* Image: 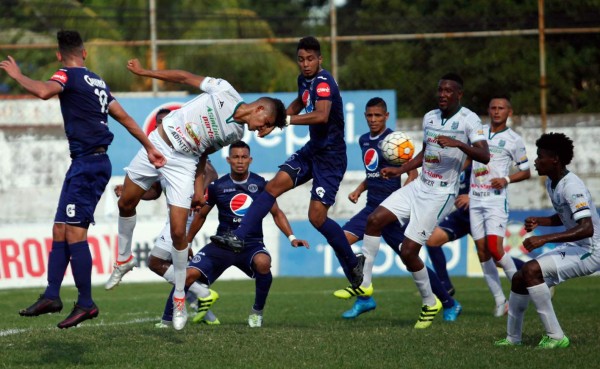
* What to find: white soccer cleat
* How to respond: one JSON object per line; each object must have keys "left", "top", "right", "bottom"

{"left": 104, "top": 257, "right": 136, "bottom": 290}
{"left": 172, "top": 297, "right": 188, "bottom": 331}
{"left": 248, "top": 312, "right": 263, "bottom": 328}
{"left": 493, "top": 300, "right": 509, "bottom": 317}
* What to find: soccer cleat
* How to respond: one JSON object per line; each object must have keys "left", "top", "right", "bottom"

{"left": 198, "top": 310, "right": 221, "bottom": 325}
{"left": 341, "top": 297, "right": 376, "bottom": 319}
{"left": 494, "top": 338, "right": 523, "bottom": 347}
{"left": 248, "top": 312, "right": 263, "bottom": 328}
{"left": 414, "top": 297, "right": 442, "bottom": 329}
{"left": 172, "top": 297, "right": 188, "bottom": 331}
{"left": 155, "top": 320, "right": 173, "bottom": 329}
{"left": 333, "top": 284, "right": 374, "bottom": 299}
{"left": 493, "top": 300, "right": 509, "bottom": 317}
{"left": 57, "top": 303, "right": 99, "bottom": 329}
{"left": 19, "top": 295, "right": 63, "bottom": 317}
{"left": 348, "top": 254, "right": 366, "bottom": 289}
{"left": 104, "top": 256, "right": 136, "bottom": 290}
{"left": 443, "top": 300, "right": 462, "bottom": 322}
{"left": 537, "top": 335, "right": 570, "bottom": 349}
{"left": 210, "top": 231, "right": 244, "bottom": 252}
{"left": 192, "top": 289, "right": 220, "bottom": 324}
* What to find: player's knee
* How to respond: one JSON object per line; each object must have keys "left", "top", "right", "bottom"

{"left": 147, "top": 256, "right": 166, "bottom": 276}
{"left": 117, "top": 196, "right": 137, "bottom": 214}
{"left": 253, "top": 254, "right": 271, "bottom": 274}
{"left": 521, "top": 260, "right": 543, "bottom": 285}
{"left": 52, "top": 223, "right": 66, "bottom": 240}
{"left": 185, "top": 268, "right": 201, "bottom": 286}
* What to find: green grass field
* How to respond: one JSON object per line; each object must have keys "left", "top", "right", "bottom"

{"left": 1, "top": 276, "right": 599, "bottom": 369}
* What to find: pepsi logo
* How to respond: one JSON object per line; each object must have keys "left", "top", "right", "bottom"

{"left": 230, "top": 193, "right": 253, "bottom": 216}
{"left": 363, "top": 148, "right": 379, "bottom": 171}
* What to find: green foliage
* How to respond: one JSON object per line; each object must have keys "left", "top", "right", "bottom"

{"left": 1, "top": 276, "right": 600, "bottom": 368}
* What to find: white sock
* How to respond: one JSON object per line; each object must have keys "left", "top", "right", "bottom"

{"left": 481, "top": 258, "right": 506, "bottom": 305}
{"left": 360, "top": 235, "right": 381, "bottom": 288}
{"left": 506, "top": 291, "right": 530, "bottom": 343}
{"left": 527, "top": 283, "right": 564, "bottom": 339}
{"left": 498, "top": 253, "right": 518, "bottom": 280}
{"left": 412, "top": 266, "right": 436, "bottom": 306}
{"left": 117, "top": 215, "right": 136, "bottom": 262}
{"left": 163, "top": 265, "right": 174, "bottom": 284}
{"left": 171, "top": 246, "right": 188, "bottom": 299}
{"left": 188, "top": 282, "right": 210, "bottom": 298}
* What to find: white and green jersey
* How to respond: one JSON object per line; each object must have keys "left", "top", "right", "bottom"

{"left": 547, "top": 172, "right": 600, "bottom": 251}
{"left": 163, "top": 77, "right": 245, "bottom": 156}
{"left": 420, "top": 106, "right": 486, "bottom": 195}
{"left": 470, "top": 125, "right": 529, "bottom": 202}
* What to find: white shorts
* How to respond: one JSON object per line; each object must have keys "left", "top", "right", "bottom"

{"left": 537, "top": 244, "right": 600, "bottom": 287}
{"left": 469, "top": 199, "right": 509, "bottom": 240}
{"left": 125, "top": 130, "right": 198, "bottom": 209}
{"left": 150, "top": 212, "right": 195, "bottom": 261}
{"left": 380, "top": 180, "right": 455, "bottom": 245}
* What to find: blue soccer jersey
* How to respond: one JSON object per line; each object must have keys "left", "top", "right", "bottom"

{"left": 206, "top": 172, "right": 267, "bottom": 242}
{"left": 360, "top": 128, "right": 403, "bottom": 206}
{"left": 49, "top": 67, "right": 115, "bottom": 158}
{"left": 296, "top": 69, "right": 345, "bottom": 154}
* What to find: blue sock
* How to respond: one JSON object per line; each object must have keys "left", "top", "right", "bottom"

{"left": 234, "top": 192, "right": 276, "bottom": 240}
{"left": 253, "top": 271, "right": 272, "bottom": 311}
{"left": 427, "top": 266, "right": 454, "bottom": 309}
{"left": 317, "top": 218, "right": 357, "bottom": 279}
{"left": 44, "top": 240, "right": 70, "bottom": 300}
{"left": 426, "top": 245, "right": 454, "bottom": 292}
{"left": 69, "top": 241, "right": 93, "bottom": 308}
{"left": 512, "top": 257, "right": 525, "bottom": 270}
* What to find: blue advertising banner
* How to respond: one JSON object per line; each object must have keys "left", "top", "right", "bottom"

{"left": 108, "top": 90, "right": 396, "bottom": 175}
{"left": 278, "top": 209, "right": 571, "bottom": 278}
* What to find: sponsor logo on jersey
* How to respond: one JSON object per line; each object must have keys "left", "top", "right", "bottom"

{"left": 363, "top": 148, "right": 379, "bottom": 172}
{"left": 50, "top": 70, "right": 68, "bottom": 84}
{"left": 202, "top": 115, "right": 215, "bottom": 139}
{"left": 185, "top": 123, "right": 201, "bottom": 146}
{"left": 230, "top": 193, "right": 253, "bottom": 217}
{"left": 170, "top": 125, "right": 192, "bottom": 154}
{"left": 473, "top": 166, "right": 489, "bottom": 183}
{"left": 316, "top": 82, "right": 331, "bottom": 97}
{"left": 84, "top": 75, "right": 106, "bottom": 88}
{"left": 302, "top": 89, "right": 313, "bottom": 113}
{"left": 423, "top": 169, "right": 442, "bottom": 179}
{"left": 424, "top": 153, "right": 440, "bottom": 164}
{"left": 207, "top": 107, "right": 220, "bottom": 138}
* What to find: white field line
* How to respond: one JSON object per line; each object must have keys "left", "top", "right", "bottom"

{"left": 0, "top": 316, "right": 157, "bottom": 337}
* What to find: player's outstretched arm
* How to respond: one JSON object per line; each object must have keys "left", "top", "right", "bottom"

{"left": 187, "top": 204, "right": 213, "bottom": 245}
{"left": 286, "top": 99, "right": 331, "bottom": 126}
{"left": 126, "top": 58, "right": 205, "bottom": 88}
{"left": 270, "top": 201, "right": 309, "bottom": 248}
{"left": 491, "top": 168, "right": 531, "bottom": 189}
{"left": 108, "top": 100, "right": 166, "bottom": 168}
{"left": 0, "top": 56, "right": 62, "bottom": 100}
{"left": 524, "top": 217, "right": 593, "bottom": 252}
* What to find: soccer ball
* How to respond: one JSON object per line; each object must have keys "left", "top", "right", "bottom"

{"left": 379, "top": 131, "right": 415, "bottom": 165}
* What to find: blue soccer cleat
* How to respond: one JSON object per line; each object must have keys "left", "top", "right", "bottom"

{"left": 443, "top": 300, "right": 462, "bottom": 322}
{"left": 342, "top": 297, "right": 376, "bottom": 319}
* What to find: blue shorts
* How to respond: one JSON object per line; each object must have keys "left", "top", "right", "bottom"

{"left": 279, "top": 148, "right": 346, "bottom": 206}
{"left": 437, "top": 207, "right": 471, "bottom": 241}
{"left": 54, "top": 153, "right": 111, "bottom": 228}
{"left": 188, "top": 241, "right": 270, "bottom": 285}
{"left": 343, "top": 205, "right": 406, "bottom": 255}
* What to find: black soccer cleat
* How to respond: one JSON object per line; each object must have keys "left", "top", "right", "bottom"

{"left": 349, "top": 254, "right": 366, "bottom": 289}
{"left": 57, "top": 303, "right": 99, "bottom": 329}
{"left": 210, "top": 231, "right": 245, "bottom": 253}
{"left": 19, "top": 295, "right": 63, "bottom": 317}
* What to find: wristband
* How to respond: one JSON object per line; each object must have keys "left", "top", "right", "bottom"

{"left": 504, "top": 176, "right": 511, "bottom": 185}
{"left": 285, "top": 115, "right": 291, "bottom": 127}
{"left": 288, "top": 234, "right": 297, "bottom": 242}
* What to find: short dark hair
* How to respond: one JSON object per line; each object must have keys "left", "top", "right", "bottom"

{"left": 297, "top": 36, "right": 321, "bottom": 55}
{"left": 156, "top": 108, "right": 171, "bottom": 117}
{"left": 536, "top": 132, "right": 574, "bottom": 166}
{"left": 57, "top": 30, "right": 84, "bottom": 56}
{"left": 258, "top": 97, "right": 287, "bottom": 129}
{"left": 440, "top": 73, "right": 463, "bottom": 89}
{"left": 229, "top": 140, "right": 250, "bottom": 154}
{"left": 366, "top": 97, "right": 387, "bottom": 111}
{"left": 489, "top": 94, "right": 512, "bottom": 108}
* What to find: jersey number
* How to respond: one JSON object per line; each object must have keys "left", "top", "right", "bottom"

{"left": 95, "top": 88, "right": 109, "bottom": 113}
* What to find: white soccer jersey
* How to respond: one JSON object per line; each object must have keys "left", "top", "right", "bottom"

{"left": 546, "top": 172, "right": 600, "bottom": 251}
{"left": 162, "top": 77, "right": 245, "bottom": 156}
{"left": 470, "top": 126, "right": 529, "bottom": 201}
{"left": 420, "top": 107, "right": 486, "bottom": 195}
